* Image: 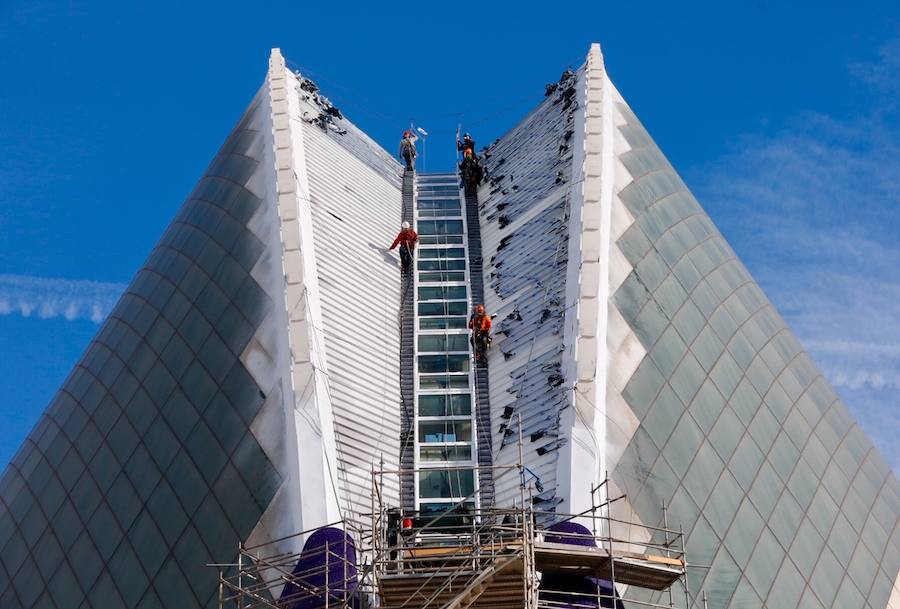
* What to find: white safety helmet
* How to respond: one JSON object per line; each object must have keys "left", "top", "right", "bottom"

{"left": 401, "top": 221, "right": 411, "bottom": 229}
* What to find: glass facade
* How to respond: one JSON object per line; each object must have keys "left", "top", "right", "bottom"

{"left": 0, "top": 96, "right": 282, "bottom": 608}
{"left": 611, "top": 102, "right": 899, "bottom": 608}
{"left": 414, "top": 175, "right": 480, "bottom": 508}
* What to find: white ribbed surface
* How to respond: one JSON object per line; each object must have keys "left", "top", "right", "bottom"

{"left": 294, "top": 84, "right": 404, "bottom": 523}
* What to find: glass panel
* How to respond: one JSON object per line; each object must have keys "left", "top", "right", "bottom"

{"left": 418, "top": 469, "right": 475, "bottom": 498}
{"left": 704, "top": 547, "right": 741, "bottom": 607}
{"left": 414, "top": 502, "right": 476, "bottom": 532}
{"left": 419, "top": 271, "right": 466, "bottom": 282}
{"left": 767, "top": 559, "right": 804, "bottom": 608}
{"left": 418, "top": 374, "right": 470, "bottom": 390}
{"left": 417, "top": 186, "right": 458, "bottom": 194}
{"left": 419, "top": 421, "right": 472, "bottom": 443}
{"left": 418, "top": 334, "right": 470, "bottom": 353}
{"left": 723, "top": 499, "right": 764, "bottom": 566}
{"left": 418, "top": 335, "right": 445, "bottom": 353}
{"left": 419, "top": 248, "right": 466, "bottom": 260}
{"left": 416, "top": 197, "right": 459, "bottom": 209}
{"left": 418, "top": 259, "right": 466, "bottom": 271}
{"left": 745, "top": 527, "right": 784, "bottom": 597}
{"left": 419, "top": 236, "right": 464, "bottom": 246}
{"left": 418, "top": 210, "right": 461, "bottom": 218}
{"left": 417, "top": 501, "right": 476, "bottom": 527}
{"left": 420, "top": 446, "right": 472, "bottom": 461}
{"left": 810, "top": 546, "right": 842, "bottom": 607}
{"left": 419, "top": 394, "right": 472, "bottom": 416}
{"left": 418, "top": 302, "right": 468, "bottom": 317}
{"left": 419, "top": 286, "right": 467, "bottom": 300}
{"left": 418, "top": 220, "right": 464, "bottom": 236}
{"left": 622, "top": 357, "right": 665, "bottom": 419}
{"left": 417, "top": 203, "right": 461, "bottom": 217}
{"left": 419, "top": 317, "right": 467, "bottom": 330}
{"left": 418, "top": 354, "right": 470, "bottom": 373}
{"left": 418, "top": 199, "right": 460, "bottom": 210}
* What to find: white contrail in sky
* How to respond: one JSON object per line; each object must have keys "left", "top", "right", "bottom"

{"left": 0, "top": 274, "right": 126, "bottom": 323}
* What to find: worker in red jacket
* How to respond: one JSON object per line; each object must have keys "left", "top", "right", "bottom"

{"left": 469, "top": 304, "right": 492, "bottom": 365}
{"left": 390, "top": 221, "right": 418, "bottom": 271}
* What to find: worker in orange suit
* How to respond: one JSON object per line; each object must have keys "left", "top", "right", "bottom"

{"left": 469, "top": 304, "right": 492, "bottom": 365}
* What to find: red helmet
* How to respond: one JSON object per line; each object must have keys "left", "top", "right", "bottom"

{"left": 403, "top": 130, "right": 411, "bottom": 137}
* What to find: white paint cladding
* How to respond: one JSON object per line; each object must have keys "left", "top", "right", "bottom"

{"left": 557, "top": 44, "right": 608, "bottom": 516}
{"left": 246, "top": 51, "right": 343, "bottom": 562}
{"left": 477, "top": 65, "right": 583, "bottom": 512}
{"left": 592, "top": 58, "right": 655, "bottom": 562}
{"left": 603, "top": 79, "right": 645, "bottom": 488}
{"left": 287, "top": 68, "right": 404, "bottom": 525}
{"left": 246, "top": 51, "right": 404, "bottom": 549}
{"left": 223, "top": 83, "right": 305, "bottom": 554}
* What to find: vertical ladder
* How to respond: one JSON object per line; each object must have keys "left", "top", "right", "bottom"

{"left": 399, "top": 169, "right": 416, "bottom": 511}
{"left": 464, "top": 183, "right": 494, "bottom": 509}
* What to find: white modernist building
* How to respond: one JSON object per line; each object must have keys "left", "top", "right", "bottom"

{"left": 0, "top": 46, "right": 897, "bottom": 609}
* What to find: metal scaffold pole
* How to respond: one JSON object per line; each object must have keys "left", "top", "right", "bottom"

{"left": 237, "top": 545, "right": 243, "bottom": 609}
{"left": 663, "top": 500, "right": 675, "bottom": 609}
{"left": 208, "top": 455, "right": 690, "bottom": 609}
{"left": 682, "top": 523, "right": 691, "bottom": 609}
{"left": 605, "top": 470, "right": 617, "bottom": 609}
{"left": 371, "top": 464, "right": 379, "bottom": 607}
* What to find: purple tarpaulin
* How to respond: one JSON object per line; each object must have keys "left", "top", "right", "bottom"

{"left": 540, "top": 522, "right": 622, "bottom": 609}
{"left": 279, "top": 527, "right": 359, "bottom": 609}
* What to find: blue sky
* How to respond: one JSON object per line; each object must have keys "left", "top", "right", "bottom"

{"left": 1, "top": 1, "right": 898, "bottom": 469}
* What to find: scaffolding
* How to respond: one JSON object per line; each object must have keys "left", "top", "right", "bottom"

{"left": 212, "top": 437, "right": 694, "bottom": 609}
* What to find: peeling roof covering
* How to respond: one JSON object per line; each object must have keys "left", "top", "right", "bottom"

{"left": 477, "top": 67, "right": 582, "bottom": 510}
{"left": 293, "top": 73, "right": 403, "bottom": 189}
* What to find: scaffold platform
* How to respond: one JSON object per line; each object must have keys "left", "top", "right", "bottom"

{"left": 211, "top": 461, "right": 693, "bottom": 609}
